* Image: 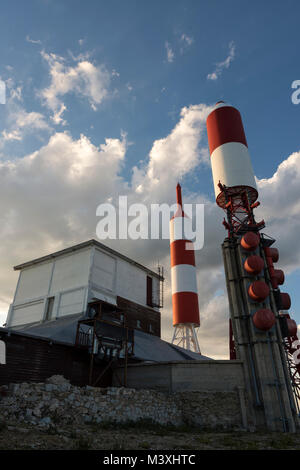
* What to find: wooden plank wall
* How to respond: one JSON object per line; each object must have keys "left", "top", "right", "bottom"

{"left": 0, "top": 332, "right": 111, "bottom": 387}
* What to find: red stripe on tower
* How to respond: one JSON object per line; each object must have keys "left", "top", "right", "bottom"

{"left": 207, "top": 104, "right": 248, "bottom": 154}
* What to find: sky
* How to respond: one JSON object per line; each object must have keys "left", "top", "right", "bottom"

{"left": 0, "top": 0, "right": 300, "bottom": 359}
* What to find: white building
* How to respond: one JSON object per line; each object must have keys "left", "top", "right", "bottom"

{"left": 6, "top": 240, "right": 162, "bottom": 334}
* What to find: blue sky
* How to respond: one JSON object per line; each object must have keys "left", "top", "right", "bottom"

{"left": 0, "top": 0, "right": 299, "bottom": 357}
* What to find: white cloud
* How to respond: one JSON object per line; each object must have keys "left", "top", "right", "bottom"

{"left": 180, "top": 33, "right": 193, "bottom": 46}
{"left": 39, "top": 51, "right": 111, "bottom": 124}
{"left": 26, "top": 35, "right": 42, "bottom": 45}
{"left": 165, "top": 34, "right": 193, "bottom": 61}
{"left": 9, "top": 86, "right": 22, "bottom": 102}
{"left": 1, "top": 130, "right": 22, "bottom": 142}
{"left": 14, "top": 110, "right": 50, "bottom": 131}
{"left": 165, "top": 42, "right": 175, "bottom": 63}
{"left": 131, "top": 103, "right": 213, "bottom": 203}
{"left": 179, "top": 33, "right": 194, "bottom": 54}
{"left": 207, "top": 41, "right": 236, "bottom": 80}
{"left": 0, "top": 86, "right": 51, "bottom": 146}
{"left": 51, "top": 103, "right": 67, "bottom": 126}
{"left": 256, "top": 151, "right": 300, "bottom": 273}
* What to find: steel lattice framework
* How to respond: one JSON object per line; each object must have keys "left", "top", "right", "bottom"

{"left": 219, "top": 183, "right": 265, "bottom": 237}
{"left": 283, "top": 333, "right": 300, "bottom": 414}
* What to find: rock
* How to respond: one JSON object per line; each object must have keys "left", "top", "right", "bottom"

{"left": 40, "top": 417, "right": 52, "bottom": 425}
{"left": 46, "top": 375, "right": 70, "bottom": 385}
{"left": 0, "top": 385, "right": 9, "bottom": 397}
{"left": 33, "top": 407, "right": 42, "bottom": 417}
{"left": 18, "top": 427, "right": 30, "bottom": 434}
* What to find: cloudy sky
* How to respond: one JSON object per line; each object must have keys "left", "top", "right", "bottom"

{"left": 0, "top": 0, "right": 300, "bottom": 359}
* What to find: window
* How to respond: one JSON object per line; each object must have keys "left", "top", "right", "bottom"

{"left": 45, "top": 297, "right": 55, "bottom": 321}
{"left": 146, "top": 276, "right": 153, "bottom": 307}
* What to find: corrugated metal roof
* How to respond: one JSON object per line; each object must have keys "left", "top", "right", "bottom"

{"left": 6, "top": 315, "right": 211, "bottom": 362}
{"left": 6, "top": 314, "right": 83, "bottom": 345}
{"left": 13, "top": 239, "right": 162, "bottom": 279}
{"left": 133, "top": 330, "right": 211, "bottom": 361}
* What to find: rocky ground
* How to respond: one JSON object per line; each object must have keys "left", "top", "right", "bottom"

{"left": 0, "top": 419, "right": 299, "bottom": 450}
{"left": 1, "top": 376, "right": 299, "bottom": 450}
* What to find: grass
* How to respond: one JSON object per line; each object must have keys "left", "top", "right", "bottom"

{"left": 269, "top": 435, "right": 294, "bottom": 449}
{"left": 138, "top": 441, "right": 151, "bottom": 449}
{"left": 73, "top": 436, "right": 93, "bottom": 450}
{"left": 0, "top": 421, "right": 7, "bottom": 432}
{"left": 112, "top": 437, "right": 126, "bottom": 450}
{"left": 87, "top": 418, "right": 202, "bottom": 434}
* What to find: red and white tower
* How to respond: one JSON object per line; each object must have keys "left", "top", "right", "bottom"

{"left": 206, "top": 101, "right": 300, "bottom": 432}
{"left": 170, "top": 183, "right": 201, "bottom": 353}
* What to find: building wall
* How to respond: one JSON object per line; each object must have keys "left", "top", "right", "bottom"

{"left": 117, "top": 296, "right": 161, "bottom": 337}
{"left": 8, "top": 300, "right": 45, "bottom": 327}
{"left": 6, "top": 244, "right": 161, "bottom": 329}
{"left": 0, "top": 331, "right": 111, "bottom": 387}
{"left": 49, "top": 249, "right": 91, "bottom": 294}
{"left": 7, "top": 248, "right": 91, "bottom": 328}
{"left": 15, "top": 262, "right": 53, "bottom": 303}
{"left": 89, "top": 247, "right": 160, "bottom": 310}
{"left": 115, "top": 257, "right": 160, "bottom": 309}
{"left": 113, "top": 360, "right": 245, "bottom": 393}
{"left": 89, "top": 248, "right": 117, "bottom": 305}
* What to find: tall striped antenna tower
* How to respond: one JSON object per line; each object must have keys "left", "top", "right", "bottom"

{"left": 169, "top": 183, "right": 201, "bottom": 353}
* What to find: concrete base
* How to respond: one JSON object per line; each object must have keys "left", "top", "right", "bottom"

{"left": 113, "top": 359, "right": 249, "bottom": 430}
{"left": 113, "top": 360, "right": 245, "bottom": 393}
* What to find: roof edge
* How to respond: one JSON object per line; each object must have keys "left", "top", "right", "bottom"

{"left": 13, "top": 239, "right": 162, "bottom": 279}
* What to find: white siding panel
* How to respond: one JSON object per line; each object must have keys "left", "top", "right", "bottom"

{"left": 10, "top": 300, "right": 44, "bottom": 327}
{"left": 57, "top": 288, "right": 85, "bottom": 317}
{"left": 50, "top": 249, "right": 90, "bottom": 294}
{"left": 15, "top": 262, "right": 52, "bottom": 303}
{"left": 91, "top": 250, "right": 116, "bottom": 292}
{"left": 89, "top": 288, "right": 117, "bottom": 306}
{"left": 116, "top": 259, "right": 148, "bottom": 306}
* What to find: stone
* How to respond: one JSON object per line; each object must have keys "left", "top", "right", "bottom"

{"left": 40, "top": 417, "right": 52, "bottom": 425}
{"left": 46, "top": 375, "right": 70, "bottom": 385}
{"left": 0, "top": 379, "right": 243, "bottom": 431}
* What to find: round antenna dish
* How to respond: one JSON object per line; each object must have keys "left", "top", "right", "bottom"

{"left": 253, "top": 309, "right": 276, "bottom": 331}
